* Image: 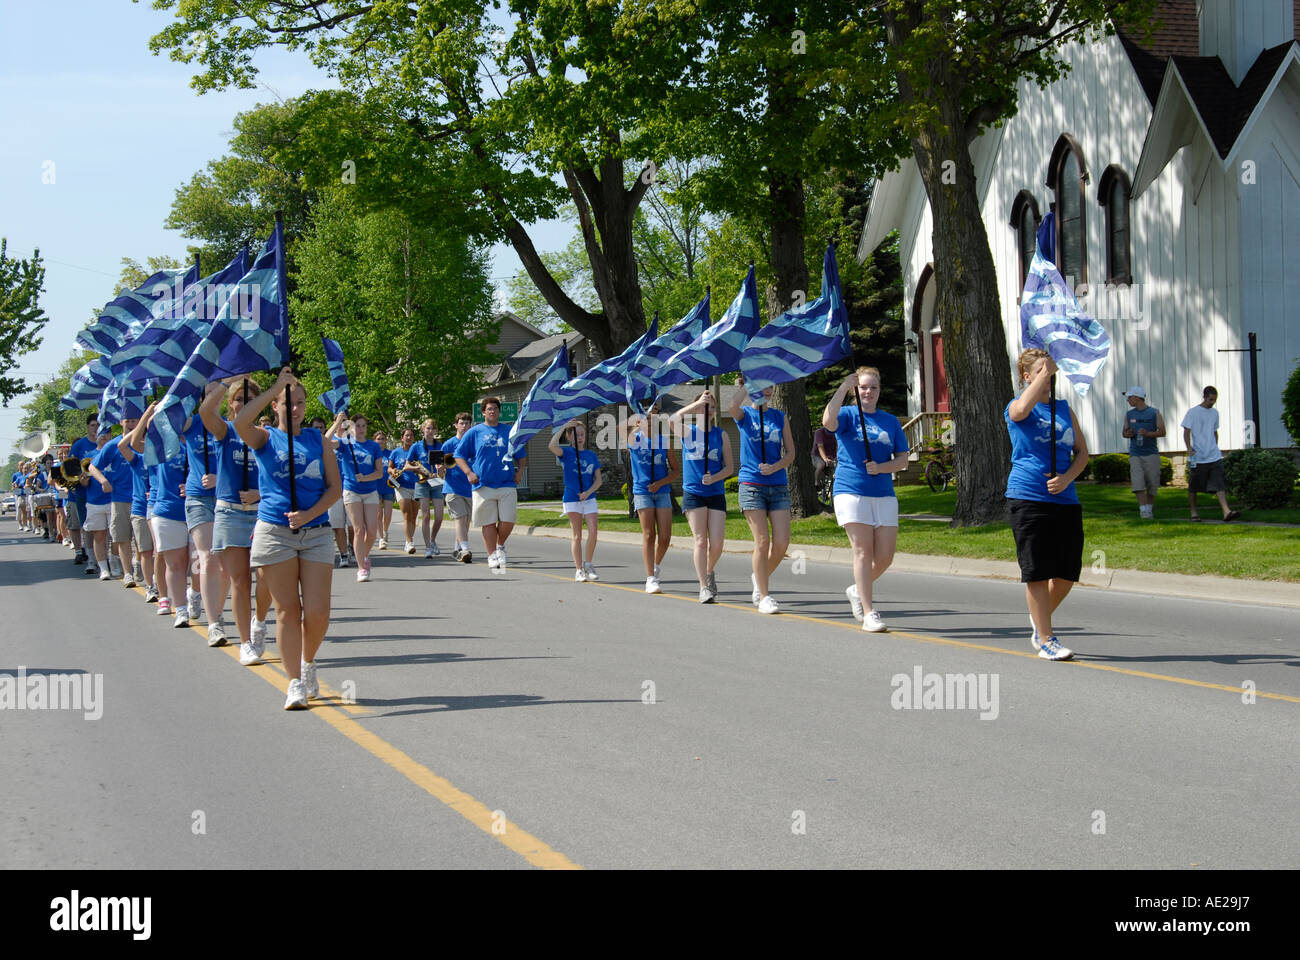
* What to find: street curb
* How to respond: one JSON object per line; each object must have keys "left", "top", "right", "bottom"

{"left": 517, "top": 525, "right": 1300, "bottom": 609}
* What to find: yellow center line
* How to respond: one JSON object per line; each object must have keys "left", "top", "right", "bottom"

{"left": 510, "top": 567, "right": 1300, "bottom": 705}
{"left": 125, "top": 584, "right": 581, "bottom": 869}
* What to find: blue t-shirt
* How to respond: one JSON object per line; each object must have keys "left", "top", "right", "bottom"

{"left": 214, "top": 420, "right": 260, "bottom": 504}
{"left": 128, "top": 454, "right": 149, "bottom": 517}
{"left": 69, "top": 437, "right": 97, "bottom": 463}
{"left": 85, "top": 443, "right": 114, "bottom": 506}
{"left": 1004, "top": 401, "right": 1079, "bottom": 505}
{"left": 150, "top": 452, "right": 188, "bottom": 523}
{"left": 1125, "top": 405, "right": 1159, "bottom": 457}
{"left": 441, "top": 435, "right": 472, "bottom": 497}
{"left": 184, "top": 417, "right": 220, "bottom": 499}
{"left": 91, "top": 441, "right": 134, "bottom": 504}
{"left": 252, "top": 427, "right": 330, "bottom": 528}
{"left": 50, "top": 464, "right": 65, "bottom": 502}
{"left": 734, "top": 406, "right": 787, "bottom": 486}
{"left": 833, "top": 407, "right": 907, "bottom": 498}
{"left": 409, "top": 439, "right": 443, "bottom": 485}
{"left": 390, "top": 445, "right": 418, "bottom": 488}
{"left": 681, "top": 424, "right": 725, "bottom": 497}
{"left": 338, "top": 439, "right": 383, "bottom": 495}
{"left": 627, "top": 430, "right": 671, "bottom": 496}
{"left": 456, "top": 422, "right": 516, "bottom": 489}
{"left": 557, "top": 447, "right": 600, "bottom": 502}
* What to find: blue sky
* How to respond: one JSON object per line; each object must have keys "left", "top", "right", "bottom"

{"left": 0, "top": 1, "right": 566, "bottom": 454}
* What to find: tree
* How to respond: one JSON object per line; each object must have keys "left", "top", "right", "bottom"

{"left": 289, "top": 188, "right": 498, "bottom": 434}
{"left": 117, "top": 255, "right": 186, "bottom": 292}
{"left": 18, "top": 350, "right": 101, "bottom": 446}
{"left": 0, "top": 239, "right": 51, "bottom": 406}
{"left": 852, "top": 0, "right": 1157, "bottom": 525}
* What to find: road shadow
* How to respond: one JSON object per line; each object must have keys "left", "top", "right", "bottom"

{"left": 322, "top": 652, "right": 564, "bottom": 668}
{"left": 357, "top": 692, "right": 641, "bottom": 719}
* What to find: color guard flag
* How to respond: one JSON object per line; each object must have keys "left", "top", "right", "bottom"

{"left": 318, "top": 337, "right": 351, "bottom": 415}
{"left": 625, "top": 295, "right": 710, "bottom": 413}
{"left": 550, "top": 325, "right": 656, "bottom": 426}
{"left": 76, "top": 266, "right": 197, "bottom": 357}
{"left": 60, "top": 357, "right": 113, "bottom": 410}
{"left": 648, "top": 265, "right": 758, "bottom": 394}
{"left": 507, "top": 342, "right": 570, "bottom": 461}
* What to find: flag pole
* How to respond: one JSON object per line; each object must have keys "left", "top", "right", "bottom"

{"left": 276, "top": 209, "right": 298, "bottom": 511}
{"left": 1049, "top": 372, "right": 1058, "bottom": 478}
{"left": 856, "top": 386, "right": 872, "bottom": 465}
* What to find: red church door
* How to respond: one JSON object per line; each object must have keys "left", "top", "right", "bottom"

{"left": 931, "top": 333, "right": 950, "bottom": 413}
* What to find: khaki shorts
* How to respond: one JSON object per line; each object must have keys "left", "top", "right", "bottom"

{"left": 131, "top": 516, "right": 154, "bottom": 553}
{"left": 250, "top": 520, "right": 336, "bottom": 568}
{"left": 1129, "top": 453, "right": 1161, "bottom": 495}
{"left": 444, "top": 493, "right": 471, "bottom": 519}
{"left": 110, "top": 502, "right": 133, "bottom": 543}
{"left": 328, "top": 499, "right": 347, "bottom": 529}
{"left": 394, "top": 485, "right": 416, "bottom": 502}
{"left": 64, "top": 500, "right": 83, "bottom": 531}
{"left": 471, "top": 486, "right": 517, "bottom": 526}
{"left": 343, "top": 490, "right": 380, "bottom": 506}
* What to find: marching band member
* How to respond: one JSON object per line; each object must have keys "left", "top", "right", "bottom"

{"left": 327, "top": 411, "right": 385, "bottom": 582}
{"left": 389, "top": 427, "right": 420, "bottom": 553}
{"left": 123, "top": 403, "right": 192, "bottom": 627}
{"left": 454, "top": 397, "right": 523, "bottom": 570}
{"left": 372, "top": 429, "right": 394, "bottom": 550}
{"left": 182, "top": 409, "right": 229, "bottom": 640}
{"left": 408, "top": 418, "right": 445, "bottom": 559}
{"left": 440, "top": 412, "right": 474, "bottom": 562}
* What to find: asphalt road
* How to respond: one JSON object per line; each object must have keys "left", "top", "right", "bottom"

{"left": 2, "top": 514, "right": 1297, "bottom": 869}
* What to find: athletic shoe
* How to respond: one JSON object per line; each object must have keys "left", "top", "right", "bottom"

{"left": 424, "top": 546, "right": 434, "bottom": 559}
{"left": 284, "top": 679, "right": 309, "bottom": 710}
{"left": 144, "top": 585, "right": 159, "bottom": 603}
{"left": 706, "top": 570, "right": 717, "bottom": 596}
{"left": 1038, "top": 637, "right": 1074, "bottom": 661}
{"left": 846, "top": 584, "right": 864, "bottom": 621}
{"left": 122, "top": 574, "right": 136, "bottom": 588}
{"left": 173, "top": 610, "right": 190, "bottom": 629}
{"left": 301, "top": 661, "right": 319, "bottom": 699}
{"left": 334, "top": 553, "right": 343, "bottom": 568}
{"left": 207, "top": 622, "right": 227, "bottom": 647}
{"left": 486, "top": 550, "right": 500, "bottom": 569}
{"left": 238, "top": 640, "right": 263, "bottom": 666}
{"left": 357, "top": 567, "right": 370, "bottom": 582}
{"left": 99, "top": 567, "right": 112, "bottom": 582}
{"left": 461, "top": 549, "right": 472, "bottom": 564}
{"left": 1030, "top": 616, "right": 1041, "bottom": 652}
{"left": 157, "top": 598, "right": 172, "bottom": 616}
{"left": 575, "top": 568, "right": 587, "bottom": 582}
{"left": 377, "top": 537, "right": 388, "bottom": 550}
{"left": 84, "top": 561, "right": 97, "bottom": 575}
{"left": 583, "top": 562, "right": 599, "bottom": 581}
{"left": 653, "top": 563, "right": 661, "bottom": 580}
{"left": 342, "top": 554, "right": 352, "bottom": 568}
{"left": 645, "top": 577, "right": 661, "bottom": 594}
{"left": 251, "top": 618, "right": 268, "bottom": 648}
{"left": 405, "top": 540, "right": 415, "bottom": 555}
{"left": 758, "top": 595, "right": 780, "bottom": 615}
{"left": 187, "top": 591, "right": 202, "bottom": 622}
{"left": 109, "top": 557, "right": 123, "bottom": 578}
{"left": 132, "top": 561, "right": 143, "bottom": 583}
{"left": 430, "top": 542, "right": 441, "bottom": 556}
{"left": 751, "top": 573, "right": 761, "bottom": 605}
{"left": 863, "top": 610, "right": 887, "bottom": 633}
{"left": 699, "top": 587, "right": 714, "bottom": 603}
{"left": 498, "top": 546, "right": 508, "bottom": 566}
{"left": 73, "top": 550, "right": 86, "bottom": 565}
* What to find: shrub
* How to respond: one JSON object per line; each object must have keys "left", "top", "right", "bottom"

{"left": 620, "top": 482, "right": 630, "bottom": 500}
{"left": 1222, "top": 449, "right": 1298, "bottom": 509}
{"left": 1090, "top": 452, "right": 1129, "bottom": 483}
{"left": 724, "top": 476, "right": 740, "bottom": 494}
{"left": 1283, "top": 361, "right": 1300, "bottom": 447}
{"left": 1160, "top": 456, "right": 1173, "bottom": 485}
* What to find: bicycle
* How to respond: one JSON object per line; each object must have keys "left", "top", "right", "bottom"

{"left": 923, "top": 445, "right": 956, "bottom": 492}
{"left": 815, "top": 460, "right": 836, "bottom": 511}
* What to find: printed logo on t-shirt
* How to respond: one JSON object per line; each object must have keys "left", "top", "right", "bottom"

{"left": 1032, "top": 415, "right": 1073, "bottom": 449}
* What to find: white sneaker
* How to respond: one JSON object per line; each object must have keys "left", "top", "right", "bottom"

{"left": 144, "top": 585, "right": 159, "bottom": 603}
{"left": 238, "top": 640, "right": 263, "bottom": 666}
{"left": 207, "top": 622, "right": 227, "bottom": 647}
{"left": 751, "top": 573, "right": 761, "bottom": 605}
{"left": 1038, "top": 637, "right": 1074, "bottom": 661}
{"left": 653, "top": 563, "right": 661, "bottom": 580}
{"left": 109, "top": 557, "right": 123, "bottom": 578}
{"left": 122, "top": 574, "right": 136, "bottom": 588}
{"left": 758, "top": 595, "right": 780, "bottom": 615}
{"left": 430, "top": 542, "right": 441, "bottom": 556}
{"left": 699, "top": 587, "right": 714, "bottom": 603}
{"left": 575, "top": 568, "right": 587, "bottom": 582}
{"left": 497, "top": 546, "right": 508, "bottom": 567}
{"left": 487, "top": 550, "right": 501, "bottom": 569}
{"left": 424, "top": 546, "right": 434, "bottom": 559}
{"left": 173, "top": 610, "right": 190, "bottom": 629}
{"left": 251, "top": 618, "right": 267, "bottom": 646}
{"left": 301, "top": 661, "right": 319, "bottom": 699}
{"left": 405, "top": 540, "right": 415, "bottom": 555}
{"left": 863, "top": 610, "right": 887, "bottom": 633}
{"left": 187, "top": 591, "right": 202, "bottom": 621}
{"left": 157, "top": 597, "right": 172, "bottom": 616}
{"left": 706, "top": 570, "right": 716, "bottom": 596}
{"left": 1030, "top": 616, "right": 1041, "bottom": 652}
{"left": 377, "top": 537, "right": 388, "bottom": 550}
{"left": 357, "top": 567, "right": 370, "bottom": 582}
{"left": 846, "top": 584, "right": 864, "bottom": 621}
{"left": 284, "top": 678, "right": 309, "bottom": 710}
{"left": 646, "top": 577, "right": 661, "bottom": 594}
{"left": 99, "top": 567, "right": 112, "bottom": 581}
{"left": 583, "top": 562, "right": 599, "bottom": 581}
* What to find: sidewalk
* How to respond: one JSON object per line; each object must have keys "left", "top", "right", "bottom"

{"left": 516, "top": 524, "right": 1300, "bottom": 610}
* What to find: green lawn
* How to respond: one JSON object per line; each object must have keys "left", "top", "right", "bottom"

{"left": 516, "top": 483, "right": 1300, "bottom": 582}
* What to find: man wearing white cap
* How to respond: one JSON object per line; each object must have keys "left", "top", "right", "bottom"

{"left": 1122, "top": 387, "right": 1164, "bottom": 518}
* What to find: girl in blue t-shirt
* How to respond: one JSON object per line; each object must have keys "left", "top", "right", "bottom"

{"left": 372, "top": 430, "right": 394, "bottom": 550}
{"left": 235, "top": 368, "right": 343, "bottom": 711}
{"left": 389, "top": 427, "right": 420, "bottom": 554}
{"left": 549, "top": 419, "right": 604, "bottom": 582}
{"left": 623, "top": 407, "right": 680, "bottom": 594}
{"left": 822, "top": 368, "right": 911, "bottom": 633}
{"left": 728, "top": 385, "right": 796, "bottom": 614}
{"left": 671, "top": 390, "right": 734, "bottom": 603}
{"left": 1005, "top": 349, "right": 1091, "bottom": 663}
{"left": 327, "top": 411, "right": 386, "bottom": 582}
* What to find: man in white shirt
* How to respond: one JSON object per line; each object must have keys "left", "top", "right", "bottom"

{"left": 1181, "top": 386, "right": 1240, "bottom": 521}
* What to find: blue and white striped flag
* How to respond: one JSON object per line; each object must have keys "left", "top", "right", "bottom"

{"left": 625, "top": 295, "right": 710, "bottom": 413}
{"left": 145, "top": 222, "right": 289, "bottom": 465}
{"left": 550, "top": 324, "right": 657, "bottom": 426}
{"left": 507, "top": 342, "right": 570, "bottom": 461}
{"left": 740, "top": 246, "right": 851, "bottom": 401}
{"left": 77, "top": 267, "right": 195, "bottom": 357}
{"left": 318, "top": 337, "right": 350, "bottom": 415}
{"left": 98, "top": 378, "right": 157, "bottom": 428}
{"left": 110, "top": 251, "right": 248, "bottom": 384}
{"left": 60, "top": 357, "right": 113, "bottom": 410}
{"left": 648, "top": 265, "right": 759, "bottom": 394}
{"left": 1020, "top": 213, "right": 1111, "bottom": 397}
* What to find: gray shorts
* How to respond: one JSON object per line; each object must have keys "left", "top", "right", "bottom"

{"left": 110, "top": 501, "right": 133, "bottom": 543}
{"left": 343, "top": 490, "right": 380, "bottom": 506}
{"left": 131, "top": 516, "right": 154, "bottom": 553}
{"left": 65, "top": 500, "right": 83, "bottom": 531}
{"left": 1129, "top": 453, "right": 1161, "bottom": 494}
{"left": 444, "top": 493, "right": 471, "bottom": 519}
{"left": 250, "top": 520, "right": 336, "bottom": 568}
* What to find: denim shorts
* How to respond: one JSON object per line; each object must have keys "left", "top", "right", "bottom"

{"left": 185, "top": 495, "right": 216, "bottom": 529}
{"left": 379, "top": 484, "right": 395, "bottom": 502}
{"left": 415, "top": 480, "right": 443, "bottom": 500}
{"left": 212, "top": 502, "right": 258, "bottom": 552}
{"left": 633, "top": 487, "right": 672, "bottom": 511}
{"left": 682, "top": 492, "right": 726, "bottom": 512}
{"left": 737, "top": 482, "right": 790, "bottom": 512}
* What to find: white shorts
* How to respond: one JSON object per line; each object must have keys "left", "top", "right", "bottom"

{"left": 328, "top": 499, "right": 347, "bottom": 529}
{"left": 84, "top": 502, "right": 111, "bottom": 532}
{"left": 562, "top": 498, "right": 598, "bottom": 516}
{"left": 342, "top": 490, "right": 380, "bottom": 506}
{"left": 150, "top": 515, "right": 189, "bottom": 553}
{"left": 833, "top": 493, "right": 899, "bottom": 528}
{"left": 471, "top": 486, "right": 518, "bottom": 526}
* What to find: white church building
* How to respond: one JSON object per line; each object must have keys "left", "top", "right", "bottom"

{"left": 859, "top": 0, "right": 1300, "bottom": 455}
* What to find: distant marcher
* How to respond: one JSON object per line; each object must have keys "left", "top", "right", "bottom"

{"left": 1121, "top": 386, "right": 1165, "bottom": 518}
{"left": 549, "top": 419, "right": 603, "bottom": 581}
{"left": 812, "top": 423, "right": 836, "bottom": 491}
{"left": 1181, "top": 386, "right": 1240, "bottom": 521}
{"left": 454, "top": 396, "right": 524, "bottom": 569}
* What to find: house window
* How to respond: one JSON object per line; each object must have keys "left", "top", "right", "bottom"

{"left": 1098, "top": 165, "right": 1132, "bottom": 284}
{"left": 1047, "top": 134, "right": 1088, "bottom": 289}
{"left": 1009, "top": 191, "right": 1041, "bottom": 291}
